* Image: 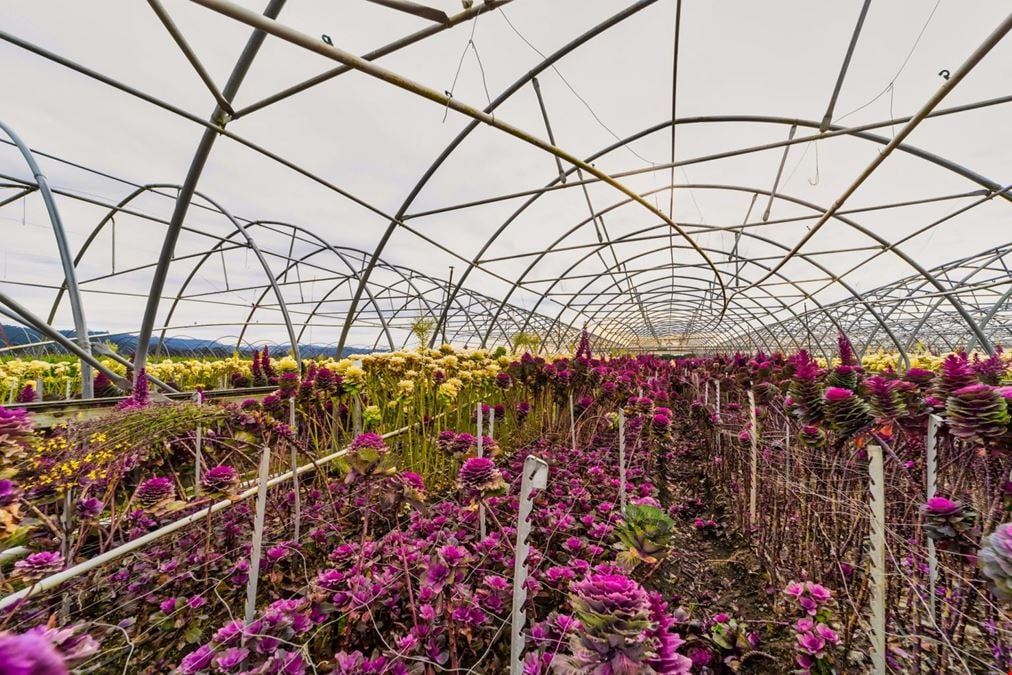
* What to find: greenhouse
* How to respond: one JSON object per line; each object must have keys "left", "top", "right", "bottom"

{"left": 0, "top": 1, "right": 1009, "bottom": 672}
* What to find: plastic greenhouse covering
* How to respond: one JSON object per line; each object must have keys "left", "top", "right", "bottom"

{"left": 0, "top": 0, "right": 1008, "bottom": 365}
{"left": 0, "top": 2, "right": 1010, "bottom": 673}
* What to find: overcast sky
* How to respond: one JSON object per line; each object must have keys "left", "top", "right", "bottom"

{"left": 1, "top": 0, "right": 1009, "bottom": 350}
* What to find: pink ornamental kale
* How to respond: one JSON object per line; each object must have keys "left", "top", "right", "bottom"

{"left": 944, "top": 383, "right": 1010, "bottom": 443}
{"left": 137, "top": 476, "right": 175, "bottom": 508}
{"left": 932, "top": 352, "right": 975, "bottom": 406}
{"left": 16, "top": 384, "right": 36, "bottom": 404}
{"left": 921, "top": 496, "right": 978, "bottom": 546}
{"left": 0, "top": 630, "right": 68, "bottom": 675}
{"left": 458, "top": 457, "right": 506, "bottom": 497}
{"left": 865, "top": 375, "right": 906, "bottom": 422}
{"left": 979, "top": 522, "right": 1012, "bottom": 602}
{"left": 788, "top": 351, "right": 823, "bottom": 425}
{"left": 555, "top": 573, "right": 691, "bottom": 673}
{"left": 13, "top": 550, "right": 64, "bottom": 579}
{"left": 823, "top": 387, "right": 871, "bottom": 439}
{"left": 0, "top": 406, "right": 34, "bottom": 467}
{"left": 346, "top": 432, "right": 389, "bottom": 475}
{"left": 837, "top": 333, "right": 858, "bottom": 367}
{"left": 117, "top": 368, "right": 151, "bottom": 410}
{"left": 202, "top": 465, "right": 239, "bottom": 494}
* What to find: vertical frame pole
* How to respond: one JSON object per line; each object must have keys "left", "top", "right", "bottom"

{"left": 289, "top": 397, "right": 300, "bottom": 542}
{"left": 510, "top": 455, "right": 549, "bottom": 675}
{"left": 925, "top": 414, "right": 940, "bottom": 622}
{"left": 748, "top": 387, "right": 758, "bottom": 527}
{"left": 618, "top": 408, "right": 627, "bottom": 514}
{"left": 867, "top": 443, "right": 887, "bottom": 675}
{"left": 245, "top": 444, "right": 271, "bottom": 624}
{"left": 194, "top": 392, "right": 204, "bottom": 497}
{"left": 476, "top": 402, "right": 486, "bottom": 540}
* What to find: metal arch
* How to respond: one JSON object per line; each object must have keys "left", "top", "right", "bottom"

{"left": 866, "top": 245, "right": 1010, "bottom": 354}
{"left": 729, "top": 14, "right": 1012, "bottom": 304}
{"left": 583, "top": 290, "right": 777, "bottom": 356}
{"left": 581, "top": 279, "right": 785, "bottom": 353}
{"left": 295, "top": 255, "right": 484, "bottom": 351}
{"left": 231, "top": 239, "right": 395, "bottom": 352}
{"left": 132, "top": 0, "right": 287, "bottom": 381}
{"left": 49, "top": 183, "right": 158, "bottom": 324}
{"left": 3, "top": 2, "right": 1007, "bottom": 358}
{"left": 246, "top": 223, "right": 444, "bottom": 349}
{"left": 722, "top": 241, "right": 1012, "bottom": 355}
{"left": 483, "top": 182, "right": 895, "bottom": 363}
{"left": 542, "top": 248, "right": 795, "bottom": 356}
{"left": 969, "top": 282, "right": 1012, "bottom": 351}
{"left": 414, "top": 104, "right": 1011, "bottom": 356}
{"left": 182, "top": 193, "right": 303, "bottom": 367}
{"left": 174, "top": 2, "right": 737, "bottom": 345}
{"left": 0, "top": 120, "right": 94, "bottom": 397}
{"left": 45, "top": 181, "right": 302, "bottom": 367}
{"left": 46, "top": 183, "right": 275, "bottom": 328}
{"left": 328, "top": 0, "right": 665, "bottom": 354}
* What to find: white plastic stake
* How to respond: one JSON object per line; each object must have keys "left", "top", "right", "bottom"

{"left": 489, "top": 408, "right": 495, "bottom": 440}
{"left": 476, "top": 402, "right": 486, "bottom": 540}
{"left": 64, "top": 379, "right": 71, "bottom": 400}
{"left": 715, "top": 380, "right": 722, "bottom": 456}
{"left": 290, "top": 397, "right": 300, "bottom": 542}
{"left": 245, "top": 444, "right": 272, "bottom": 624}
{"left": 867, "top": 443, "right": 886, "bottom": 675}
{"left": 618, "top": 408, "right": 627, "bottom": 514}
{"left": 704, "top": 380, "right": 709, "bottom": 405}
{"left": 748, "top": 388, "right": 758, "bottom": 527}
{"left": 35, "top": 375, "right": 43, "bottom": 401}
{"left": 926, "top": 414, "right": 941, "bottom": 622}
{"left": 510, "top": 455, "right": 549, "bottom": 675}
{"left": 194, "top": 392, "right": 204, "bottom": 498}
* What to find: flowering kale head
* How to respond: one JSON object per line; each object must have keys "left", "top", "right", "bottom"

{"left": 347, "top": 432, "right": 389, "bottom": 475}
{"left": 615, "top": 503, "right": 675, "bottom": 569}
{"left": 458, "top": 457, "right": 506, "bottom": 497}
{"left": 202, "top": 465, "right": 239, "bottom": 494}
{"left": 0, "top": 629, "right": 69, "bottom": 675}
{"left": 137, "top": 476, "right": 175, "bottom": 508}
{"left": 822, "top": 387, "right": 871, "bottom": 439}
{"left": 13, "top": 550, "right": 64, "bottom": 579}
{"left": 944, "top": 383, "right": 1009, "bottom": 443}
{"left": 979, "top": 522, "right": 1012, "bottom": 603}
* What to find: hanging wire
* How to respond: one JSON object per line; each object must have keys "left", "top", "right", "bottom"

{"left": 835, "top": 0, "right": 943, "bottom": 123}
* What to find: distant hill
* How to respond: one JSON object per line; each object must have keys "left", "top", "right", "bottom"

{"left": 0, "top": 324, "right": 377, "bottom": 359}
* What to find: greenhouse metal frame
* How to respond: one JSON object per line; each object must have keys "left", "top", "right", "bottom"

{"left": 0, "top": 0, "right": 1009, "bottom": 393}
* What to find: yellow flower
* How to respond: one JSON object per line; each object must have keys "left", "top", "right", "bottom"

{"left": 276, "top": 356, "right": 299, "bottom": 372}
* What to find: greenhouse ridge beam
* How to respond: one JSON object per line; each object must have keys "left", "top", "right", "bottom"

{"left": 299, "top": 0, "right": 685, "bottom": 355}
{"left": 229, "top": 0, "right": 510, "bottom": 119}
